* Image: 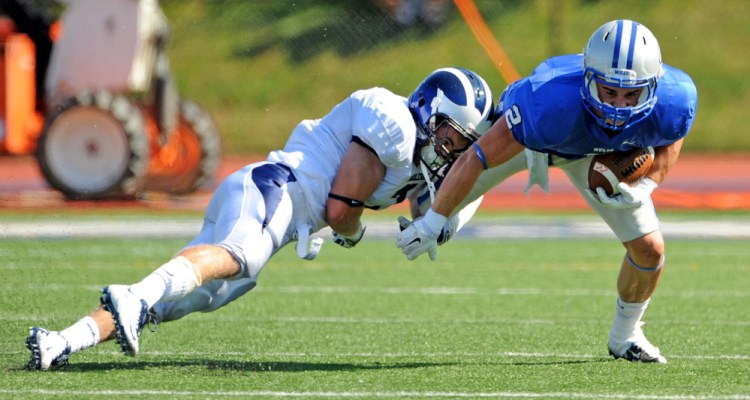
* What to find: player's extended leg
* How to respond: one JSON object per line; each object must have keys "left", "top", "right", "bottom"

{"left": 27, "top": 163, "right": 296, "bottom": 369}
{"left": 26, "top": 245, "right": 237, "bottom": 369}
{"left": 100, "top": 245, "right": 239, "bottom": 356}
{"left": 26, "top": 306, "right": 115, "bottom": 371}
{"left": 101, "top": 162, "right": 295, "bottom": 357}
{"left": 27, "top": 250, "right": 246, "bottom": 370}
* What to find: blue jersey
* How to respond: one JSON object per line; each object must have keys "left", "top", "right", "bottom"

{"left": 499, "top": 54, "right": 698, "bottom": 158}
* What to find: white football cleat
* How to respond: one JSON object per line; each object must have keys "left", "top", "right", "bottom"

{"left": 608, "top": 322, "right": 667, "bottom": 364}
{"left": 101, "top": 285, "right": 148, "bottom": 356}
{"left": 26, "top": 327, "right": 71, "bottom": 371}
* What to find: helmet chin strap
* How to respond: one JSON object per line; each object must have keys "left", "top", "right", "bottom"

{"left": 419, "top": 160, "right": 437, "bottom": 203}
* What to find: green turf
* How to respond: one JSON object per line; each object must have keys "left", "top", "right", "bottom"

{"left": 1, "top": 234, "right": 748, "bottom": 399}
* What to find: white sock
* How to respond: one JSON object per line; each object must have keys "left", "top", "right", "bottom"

{"left": 128, "top": 256, "right": 202, "bottom": 308}
{"left": 60, "top": 316, "right": 100, "bottom": 353}
{"left": 609, "top": 298, "right": 649, "bottom": 344}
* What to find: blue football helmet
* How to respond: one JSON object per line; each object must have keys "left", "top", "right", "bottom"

{"left": 409, "top": 67, "right": 494, "bottom": 177}
{"left": 581, "top": 20, "right": 664, "bottom": 131}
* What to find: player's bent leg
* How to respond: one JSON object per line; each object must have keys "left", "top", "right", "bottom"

{"left": 101, "top": 247, "right": 237, "bottom": 357}
{"left": 608, "top": 231, "right": 667, "bottom": 363}
{"left": 560, "top": 159, "right": 667, "bottom": 364}
{"left": 619, "top": 231, "right": 665, "bottom": 303}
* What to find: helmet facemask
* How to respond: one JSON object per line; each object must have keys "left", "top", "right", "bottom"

{"left": 416, "top": 114, "right": 473, "bottom": 179}
{"left": 581, "top": 20, "right": 664, "bottom": 131}
{"left": 582, "top": 67, "right": 659, "bottom": 130}
{"left": 408, "top": 67, "right": 494, "bottom": 183}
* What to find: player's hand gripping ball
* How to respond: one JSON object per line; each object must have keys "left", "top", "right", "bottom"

{"left": 588, "top": 146, "right": 654, "bottom": 196}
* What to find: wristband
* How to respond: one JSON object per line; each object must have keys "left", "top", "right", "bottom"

{"left": 473, "top": 142, "right": 488, "bottom": 170}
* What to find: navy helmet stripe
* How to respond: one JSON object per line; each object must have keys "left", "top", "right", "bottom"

{"left": 626, "top": 20, "right": 638, "bottom": 69}
{"left": 611, "top": 20, "right": 624, "bottom": 68}
{"left": 458, "top": 68, "right": 487, "bottom": 114}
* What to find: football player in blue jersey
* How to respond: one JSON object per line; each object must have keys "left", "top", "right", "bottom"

{"left": 25, "top": 67, "right": 495, "bottom": 370}
{"left": 397, "top": 20, "right": 698, "bottom": 363}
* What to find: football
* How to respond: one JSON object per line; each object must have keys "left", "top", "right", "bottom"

{"left": 588, "top": 147, "right": 655, "bottom": 196}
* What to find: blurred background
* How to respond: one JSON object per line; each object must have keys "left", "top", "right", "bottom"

{"left": 1, "top": 0, "right": 747, "bottom": 204}
{"left": 157, "top": 0, "right": 747, "bottom": 155}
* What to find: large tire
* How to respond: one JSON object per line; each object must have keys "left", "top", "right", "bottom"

{"left": 144, "top": 100, "right": 221, "bottom": 194}
{"left": 36, "top": 91, "right": 149, "bottom": 200}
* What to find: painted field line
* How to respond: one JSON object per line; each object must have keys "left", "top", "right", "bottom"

{"left": 2, "top": 218, "right": 750, "bottom": 239}
{"left": 3, "top": 283, "right": 749, "bottom": 300}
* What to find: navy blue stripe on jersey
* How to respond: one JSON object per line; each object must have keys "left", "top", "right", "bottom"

{"left": 252, "top": 163, "right": 295, "bottom": 229}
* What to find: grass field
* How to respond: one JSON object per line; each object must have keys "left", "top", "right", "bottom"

{"left": 1, "top": 222, "right": 749, "bottom": 399}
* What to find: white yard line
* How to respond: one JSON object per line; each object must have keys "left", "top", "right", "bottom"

{"left": 2, "top": 218, "right": 749, "bottom": 239}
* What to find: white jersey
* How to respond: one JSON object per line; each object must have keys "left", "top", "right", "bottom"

{"left": 268, "top": 87, "right": 429, "bottom": 232}
{"left": 153, "top": 87, "right": 476, "bottom": 323}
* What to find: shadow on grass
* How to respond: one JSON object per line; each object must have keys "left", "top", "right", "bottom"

{"left": 12, "top": 357, "right": 615, "bottom": 373}
{"left": 498, "top": 358, "right": 615, "bottom": 366}
{"left": 17, "top": 359, "right": 456, "bottom": 373}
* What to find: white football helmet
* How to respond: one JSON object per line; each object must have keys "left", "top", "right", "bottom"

{"left": 409, "top": 67, "right": 494, "bottom": 177}
{"left": 581, "top": 20, "right": 664, "bottom": 130}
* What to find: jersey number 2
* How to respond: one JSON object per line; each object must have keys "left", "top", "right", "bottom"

{"left": 504, "top": 105, "right": 522, "bottom": 129}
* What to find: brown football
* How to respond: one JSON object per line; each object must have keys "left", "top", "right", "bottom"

{"left": 588, "top": 147, "right": 654, "bottom": 196}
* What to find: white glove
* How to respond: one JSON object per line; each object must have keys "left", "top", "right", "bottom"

{"left": 400, "top": 216, "right": 453, "bottom": 246}
{"left": 397, "top": 216, "right": 438, "bottom": 260}
{"left": 332, "top": 223, "right": 365, "bottom": 249}
{"left": 396, "top": 209, "right": 447, "bottom": 261}
{"left": 588, "top": 177, "right": 657, "bottom": 209}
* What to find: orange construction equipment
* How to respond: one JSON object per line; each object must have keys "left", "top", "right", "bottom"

{"left": 0, "top": 16, "right": 43, "bottom": 155}
{"left": 0, "top": 0, "right": 220, "bottom": 200}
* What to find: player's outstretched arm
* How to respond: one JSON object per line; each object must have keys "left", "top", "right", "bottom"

{"left": 396, "top": 118, "right": 524, "bottom": 260}
{"left": 431, "top": 116, "right": 524, "bottom": 218}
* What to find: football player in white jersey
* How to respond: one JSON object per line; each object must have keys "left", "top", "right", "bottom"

{"left": 25, "top": 67, "right": 495, "bottom": 370}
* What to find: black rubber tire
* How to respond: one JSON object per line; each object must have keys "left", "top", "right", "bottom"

{"left": 36, "top": 91, "right": 150, "bottom": 200}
